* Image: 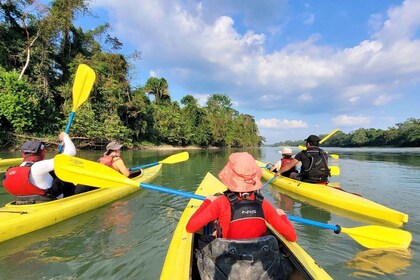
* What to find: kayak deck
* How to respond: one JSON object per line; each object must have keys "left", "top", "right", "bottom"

{"left": 256, "top": 160, "right": 408, "bottom": 227}
{"left": 160, "top": 172, "right": 332, "bottom": 280}
{"left": 0, "top": 163, "right": 161, "bottom": 243}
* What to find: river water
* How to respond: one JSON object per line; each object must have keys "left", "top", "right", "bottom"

{"left": 0, "top": 147, "right": 419, "bottom": 279}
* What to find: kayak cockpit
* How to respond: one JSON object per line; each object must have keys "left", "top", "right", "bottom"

{"left": 191, "top": 232, "right": 308, "bottom": 280}
{"left": 10, "top": 194, "right": 54, "bottom": 205}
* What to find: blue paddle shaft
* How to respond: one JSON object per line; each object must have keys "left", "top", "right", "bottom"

{"left": 129, "top": 162, "right": 158, "bottom": 171}
{"left": 286, "top": 216, "right": 339, "bottom": 232}
{"left": 262, "top": 176, "right": 276, "bottom": 188}
{"left": 58, "top": 111, "right": 75, "bottom": 154}
{"left": 139, "top": 182, "right": 340, "bottom": 233}
{"left": 140, "top": 183, "right": 205, "bottom": 200}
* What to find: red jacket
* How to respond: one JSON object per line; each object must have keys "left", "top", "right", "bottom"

{"left": 186, "top": 194, "right": 297, "bottom": 241}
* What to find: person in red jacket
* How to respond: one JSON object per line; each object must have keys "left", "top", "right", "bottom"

{"left": 186, "top": 152, "right": 296, "bottom": 242}
{"left": 268, "top": 147, "right": 298, "bottom": 178}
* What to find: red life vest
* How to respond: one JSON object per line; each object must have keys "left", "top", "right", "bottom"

{"left": 280, "top": 158, "right": 297, "bottom": 177}
{"left": 98, "top": 155, "right": 120, "bottom": 172}
{"left": 224, "top": 191, "right": 266, "bottom": 239}
{"left": 2, "top": 163, "right": 46, "bottom": 196}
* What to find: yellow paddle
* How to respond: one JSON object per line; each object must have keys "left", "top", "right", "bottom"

{"left": 0, "top": 158, "right": 23, "bottom": 168}
{"left": 330, "top": 165, "right": 340, "bottom": 176}
{"left": 298, "top": 128, "right": 340, "bottom": 151}
{"left": 129, "top": 152, "right": 189, "bottom": 171}
{"left": 58, "top": 64, "right": 96, "bottom": 153}
{"left": 54, "top": 154, "right": 412, "bottom": 249}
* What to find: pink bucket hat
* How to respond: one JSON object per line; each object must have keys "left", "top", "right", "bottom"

{"left": 218, "top": 152, "right": 263, "bottom": 192}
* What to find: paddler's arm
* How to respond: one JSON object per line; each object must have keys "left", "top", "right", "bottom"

{"left": 186, "top": 195, "right": 220, "bottom": 233}
{"left": 263, "top": 201, "right": 297, "bottom": 242}
{"left": 112, "top": 157, "right": 131, "bottom": 177}
{"left": 276, "top": 158, "right": 299, "bottom": 176}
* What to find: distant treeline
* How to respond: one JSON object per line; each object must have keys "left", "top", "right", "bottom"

{"left": 272, "top": 118, "right": 420, "bottom": 147}
{"left": 0, "top": 1, "right": 263, "bottom": 149}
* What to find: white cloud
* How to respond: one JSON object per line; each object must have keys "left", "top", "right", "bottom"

{"left": 149, "top": 70, "right": 158, "bottom": 78}
{"left": 256, "top": 118, "right": 308, "bottom": 129}
{"left": 93, "top": 0, "right": 420, "bottom": 125}
{"left": 332, "top": 115, "right": 373, "bottom": 126}
{"left": 373, "top": 94, "right": 399, "bottom": 106}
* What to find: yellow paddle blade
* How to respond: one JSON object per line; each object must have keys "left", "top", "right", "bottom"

{"left": 0, "top": 158, "right": 23, "bottom": 168}
{"left": 330, "top": 154, "right": 339, "bottom": 159}
{"left": 54, "top": 154, "right": 137, "bottom": 189}
{"left": 329, "top": 165, "right": 340, "bottom": 176}
{"left": 342, "top": 226, "right": 412, "bottom": 249}
{"left": 160, "top": 151, "right": 189, "bottom": 164}
{"left": 71, "top": 64, "right": 96, "bottom": 111}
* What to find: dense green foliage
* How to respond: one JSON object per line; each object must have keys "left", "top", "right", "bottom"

{"left": 273, "top": 118, "right": 420, "bottom": 147}
{"left": 0, "top": 1, "right": 263, "bottom": 149}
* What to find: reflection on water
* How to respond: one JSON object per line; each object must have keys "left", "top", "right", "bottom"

{"left": 326, "top": 147, "right": 420, "bottom": 168}
{"left": 0, "top": 147, "right": 419, "bottom": 279}
{"left": 346, "top": 248, "right": 412, "bottom": 278}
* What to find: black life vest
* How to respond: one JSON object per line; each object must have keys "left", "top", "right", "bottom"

{"left": 301, "top": 149, "right": 330, "bottom": 183}
{"left": 224, "top": 190, "right": 265, "bottom": 222}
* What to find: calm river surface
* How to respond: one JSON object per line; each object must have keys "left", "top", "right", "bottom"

{"left": 0, "top": 147, "right": 419, "bottom": 279}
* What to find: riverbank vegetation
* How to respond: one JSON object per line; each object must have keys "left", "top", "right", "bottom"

{"left": 273, "top": 118, "right": 420, "bottom": 147}
{"left": 0, "top": 1, "right": 263, "bottom": 150}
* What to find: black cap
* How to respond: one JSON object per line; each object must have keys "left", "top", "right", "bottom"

{"left": 21, "top": 141, "right": 45, "bottom": 154}
{"left": 304, "top": 135, "right": 320, "bottom": 146}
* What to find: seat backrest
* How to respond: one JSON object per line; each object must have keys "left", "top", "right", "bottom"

{"left": 196, "top": 235, "right": 292, "bottom": 280}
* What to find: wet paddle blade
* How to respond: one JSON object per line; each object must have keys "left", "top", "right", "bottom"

{"left": 54, "top": 154, "right": 137, "bottom": 189}
{"left": 160, "top": 151, "right": 189, "bottom": 164}
{"left": 71, "top": 64, "right": 96, "bottom": 112}
{"left": 342, "top": 226, "right": 412, "bottom": 249}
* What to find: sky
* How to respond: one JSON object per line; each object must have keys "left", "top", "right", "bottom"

{"left": 75, "top": 0, "right": 419, "bottom": 144}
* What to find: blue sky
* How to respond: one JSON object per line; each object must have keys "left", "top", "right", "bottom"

{"left": 75, "top": 0, "right": 419, "bottom": 144}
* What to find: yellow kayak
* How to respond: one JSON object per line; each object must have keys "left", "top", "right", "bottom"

{"left": 160, "top": 172, "right": 332, "bottom": 280}
{"left": 0, "top": 164, "right": 161, "bottom": 243}
{"left": 256, "top": 160, "right": 408, "bottom": 227}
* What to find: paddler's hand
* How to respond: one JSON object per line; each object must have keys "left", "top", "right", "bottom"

{"left": 206, "top": 195, "right": 218, "bottom": 202}
{"left": 59, "top": 132, "right": 68, "bottom": 141}
{"left": 276, "top": 209, "right": 286, "bottom": 216}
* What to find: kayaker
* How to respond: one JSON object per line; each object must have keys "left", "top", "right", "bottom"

{"left": 186, "top": 152, "right": 296, "bottom": 241}
{"left": 97, "top": 141, "right": 143, "bottom": 178}
{"left": 2, "top": 132, "right": 77, "bottom": 199}
{"left": 268, "top": 146, "right": 298, "bottom": 178}
{"left": 276, "top": 135, "right": 330, "bottom": 183}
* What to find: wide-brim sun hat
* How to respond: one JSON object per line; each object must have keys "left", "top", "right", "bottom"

{"left": 218, "top": 152, "right": 262, "bottom": 192}
{"left": 106, "top": 141, "right": 123, "bottom": 152}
